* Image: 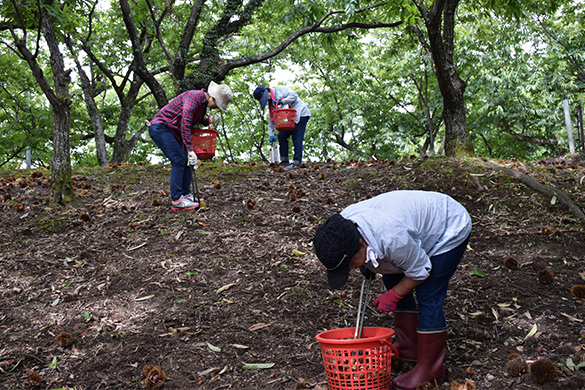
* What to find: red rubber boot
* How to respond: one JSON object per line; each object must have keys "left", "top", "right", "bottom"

{"left": 392, "top": 329, "right": 447, "bottom": 390}
{"left": 392, "top": 311, "right": 419, "bottom": 364}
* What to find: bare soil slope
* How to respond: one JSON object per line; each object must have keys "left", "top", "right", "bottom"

{"left": 1, "top": 157, "right": 584, "bottom": 390}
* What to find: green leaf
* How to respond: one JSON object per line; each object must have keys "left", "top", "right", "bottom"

{"left": 82, "top": 311, "right": 90, "bottom": 321}
{"left": 524, "top": 324, "right": 537, "bottom": 340}
{"left": 470, "top": 269, "right": 485, "bottom": 278}
{"left": 241, "top": 362, "right": 275, "bottom": 370}
{"left": 567, "top": 357, "right": 576, "bottom": 371}
{"left": 49, "top": 356, "right": 58, "bottom": 369}
{"left": 292, "top": 249, "right": 305, "bottom": 256}
{"left": 51, "top": 296, "right": 61, "bottom": 307}
{"left": 185, "top": 271, "right": 198, "bottom": 275}
{"left": 134, "top": 294, "right": 155, "bottom": 301}
{"left": 216, "top": 283, "right": 235, "bottom": 294}
{"left": 550, "top": 194, "right": 557, "bottom": 205}
{"left": 207, "top": 342, "right": 222, "bottom": 352}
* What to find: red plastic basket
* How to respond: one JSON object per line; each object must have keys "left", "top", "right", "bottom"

{"left": 273, "top": 99, "right": 296, "bottom": 132}
{"left": 315, "top": 327, "right": 398, "bottom": 390}
{"left": 191, "top": 128, "right": 218, "bottom": 160}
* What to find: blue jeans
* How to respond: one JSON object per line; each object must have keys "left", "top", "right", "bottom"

{"left": 148, "top": 123, "right": 191, "bottom": 201}
{"left": 278, "top": 116, "right": 309, "bottom": 163}
{"left": 382, "top": 234, "right": 471, "bottom": 330}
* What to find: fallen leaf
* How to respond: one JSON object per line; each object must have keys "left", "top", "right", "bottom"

{"left": 491, "top": 307, "right": 499, "bottom": 321}
{"left": 230, "top": 344, "right": 250, "bottom": 349}
{"left": 207, "top": 342, "right": 222, "bottom": 352}
{"left": 168, "top": 327, "right": 190, "bottom": 333}
{"left": 211, "top": 365, "right": 229, "bottom": 382}
{"left": 524, "top": 324, "right": 537, "bottom": 340}
{"left": 198, "top": 367, "right": 220, "bottom": 376}
{"left": 135, "top": 294, "right": 155, "bottom": 301}
{"left": 216, "top": 283, "right": 235, "bottom": 294}
{"left": 470, "top": 269, "right": 485, "bottom": 277}
{"left": 292, "top": 249, "right": 306, "bottom": 256}
{"left": 561, "top": 312, "right": 583, "bottom": 323}
{"left": 248, "top": 322, "right": 275, "bottom": 331}
{"left": 567, "top": 357, "right": 576, "bottom": 371}
{"left": 241, "top": 362, "right": 275, "bottom": 370}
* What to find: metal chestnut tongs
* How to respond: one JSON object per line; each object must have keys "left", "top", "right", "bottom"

{"left": 354, "top": 275, "right": 373, "bottom": 339}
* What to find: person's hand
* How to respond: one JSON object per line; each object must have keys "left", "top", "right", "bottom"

{"left": 188, "top": 151, "right": 198, "bottom": 166}
{"left": 269, "top": 135, "right": 276, "bottom": 144}
{"left": 209, "top": 115, "right": 220, "bottom": 125}
{"left": 372, "top": 287, "right": 404, "bottom": 312}
{"left": 360, "top": 266, "right": 376, "bottom": 280}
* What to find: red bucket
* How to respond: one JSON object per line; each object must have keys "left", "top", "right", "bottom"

{"left": 273, "top": 99, "right": 296, "bottom": 131}
{"left": 191, "top": 128, "right": 218, "bottom": 160}
{"left": 315, "top": 327, "right": 398, "bottom": 390}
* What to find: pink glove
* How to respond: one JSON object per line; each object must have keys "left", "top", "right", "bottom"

{"left": 373, "top": 288, "right": 404, "bottom": 312}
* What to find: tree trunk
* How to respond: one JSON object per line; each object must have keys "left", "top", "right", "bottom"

{"left": 111, "top": 104, "right": 134, "bottom": 165}
{"left": 72, "top": 58, "right": 110, "bottom": 166}
{"left": 110, "top": 77, "right": 145, "bottom": 165}
{"left": 50, "top": 108, "right": 74, "bottom": 203}
{"left": 80, "top": 39, "right": 147, "bottom": 165}
{"left": 37, "top": 4, "right": 75, "bottom": 203}
{"left": 119, "top": 0, "right": 169, "bottom": 107}
{"left": 416, "top": 0, "right": 474, "bottom": 157}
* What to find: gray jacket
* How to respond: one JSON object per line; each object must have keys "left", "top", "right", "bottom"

{"left": 268, "top": 86, "right": 310, "bottom": 137}
{"left": 341, "top": 190, "right": 472, "bottom": 280}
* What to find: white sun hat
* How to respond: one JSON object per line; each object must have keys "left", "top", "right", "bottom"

{"left": 208, "top": 81, "right": 233, "bottom": 112}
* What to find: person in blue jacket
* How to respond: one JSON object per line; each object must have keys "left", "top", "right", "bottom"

{"left": 253, "top": 85, "right": 310, "bottom": 170}
{"left": 313, "top": 190, "right": 472, "bottom": 390}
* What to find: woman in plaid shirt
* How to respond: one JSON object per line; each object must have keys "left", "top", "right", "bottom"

{"left": 149, "top": 81, "right": 232, "bottom": 210}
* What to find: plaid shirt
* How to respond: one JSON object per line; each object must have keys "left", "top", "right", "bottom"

{"left": 151, "top": 89, "right": 210, "bottom": 151}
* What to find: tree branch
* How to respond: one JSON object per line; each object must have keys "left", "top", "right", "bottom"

{"left": 483, "top": 158, "right": 585, "bottom": 220}
{"left": 218, "top": 7, "right": 402, "bottom": 77}
{"left": 498, "top": 118, "right": 558, "bottom": 146}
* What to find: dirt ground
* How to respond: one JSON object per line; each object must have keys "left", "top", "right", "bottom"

{"left": 1, "top": 156, "right": 584, "bottom": 390}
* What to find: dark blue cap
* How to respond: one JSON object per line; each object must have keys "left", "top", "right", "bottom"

{"left": 253, "top": 85, "right": 269, "bottom": 112}
{"left": 313, "top": 213, "right": 360, "bottom": 290}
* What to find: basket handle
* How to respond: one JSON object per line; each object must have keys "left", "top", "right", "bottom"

{"left": 381, "top": 338, "right": 399, "bottom": 358}
{"left": 275, "top": 98, "right": 287, "bottom": 108}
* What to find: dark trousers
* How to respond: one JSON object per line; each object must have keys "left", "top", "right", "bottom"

{"left": 148, "top": 123, "right": 191, "bottom": 201}
{"left": 278, "top": 116, "right": 309, "bottom": 163}
{"left": 383, "top": 234, "right": 471, "bottom": 329}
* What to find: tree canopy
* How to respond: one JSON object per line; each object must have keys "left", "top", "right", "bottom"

{"left": 1, "top": 0, "right": 583, "bottom": 196}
